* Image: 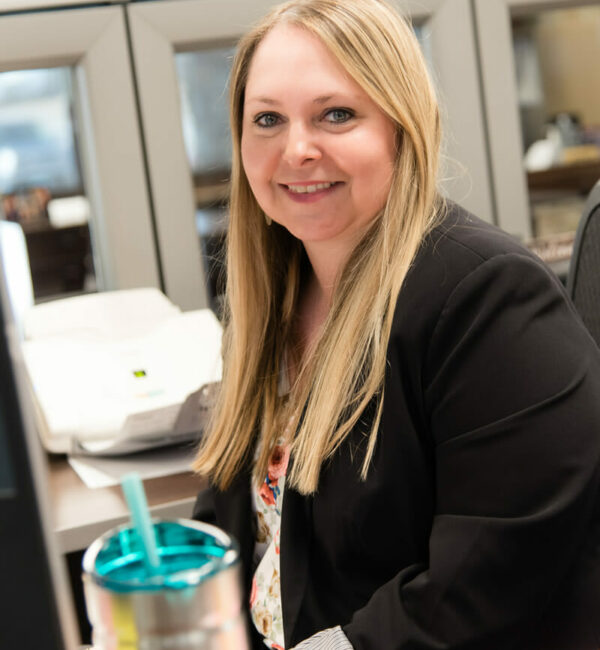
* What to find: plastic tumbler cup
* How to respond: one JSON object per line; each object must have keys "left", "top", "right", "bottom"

{"left": 82, "top": 518, "right": 249, "bottom": 650}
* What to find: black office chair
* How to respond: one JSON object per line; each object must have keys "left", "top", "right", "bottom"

{"left": 567, "top": 179, "right": 600, "bottom": 345}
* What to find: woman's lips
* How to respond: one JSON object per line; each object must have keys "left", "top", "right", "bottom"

{"left": 280, "top": 181, "right": 342, "bottom": 202}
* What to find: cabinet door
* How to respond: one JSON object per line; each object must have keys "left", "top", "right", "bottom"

{"left": 129, "top": 0, "right": 492, "bottom": 311}
{"left": 0, "top": 5, "right": 161, "bottom": 297}
{"left": 476, "top": 0, "right": 600, "bottom": 246}
{"left": 128, "top": 0, "right": 278, "bottom": 311}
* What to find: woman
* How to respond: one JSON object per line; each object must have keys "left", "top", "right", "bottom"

{"left": 193, "top": 1, "right": 600, "bottom": 648}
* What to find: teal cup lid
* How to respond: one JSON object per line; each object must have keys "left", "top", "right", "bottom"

{"left": 82, "top": 519, "right": 239, "bottom": 593}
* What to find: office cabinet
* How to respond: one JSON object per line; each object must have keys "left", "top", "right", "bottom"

{"left": 1, "top": 0, "right": 526, "bottom": 310}
{"left": 0, "top": 5, "right": 161, "bottom": 296}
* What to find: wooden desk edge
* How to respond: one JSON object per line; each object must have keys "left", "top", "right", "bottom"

{"left": 56, "top": 496, "right": 199, "bottom": 554}
{"left": 48, "top": 456, "right": 209, "bottom": 554}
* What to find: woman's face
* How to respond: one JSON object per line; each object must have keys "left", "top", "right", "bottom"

{"left": 241, "top": 24, "right": 397, "bottom": 251}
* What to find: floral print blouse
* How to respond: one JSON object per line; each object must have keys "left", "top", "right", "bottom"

{"left": 249, "top": 359, "right": 354, "bottom": 650}
{"left": 250, "top": 437, "right": 291, "bottom": 649}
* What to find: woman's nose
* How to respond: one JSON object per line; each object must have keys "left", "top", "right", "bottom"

{"left": 282, "top": 122, "right": 322, "bottom": 166}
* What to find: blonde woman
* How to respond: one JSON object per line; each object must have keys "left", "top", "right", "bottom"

{"left": 193, "top": 1, "right": 600, "bottom": 648}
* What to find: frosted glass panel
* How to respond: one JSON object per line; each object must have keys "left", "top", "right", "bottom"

{"left": 174, "top": 45, "right": 235, "bottom": 312}
{"left": 414, "top": 23, "right": 434, "bottom": 72}
{"left": 0, "top": 66, "right": 96, "bottom": 301}
{"left": 0, "top": 68, "right": 81, "bottom": 195}
{"left": 175, "top": 46, "right": 235, "bottom": 182}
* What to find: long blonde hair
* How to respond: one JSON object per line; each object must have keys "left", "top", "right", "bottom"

{"left": 193, "top": 0, "right": 443, "bottom": 494}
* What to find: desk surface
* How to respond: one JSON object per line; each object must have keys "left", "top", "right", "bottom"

{"left": 48, "top": 455, "right": 208, "bottom": 554}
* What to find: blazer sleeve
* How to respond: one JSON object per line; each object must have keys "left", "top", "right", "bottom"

{"left": 343, "top": 252, "right": 600, "bottom": 649}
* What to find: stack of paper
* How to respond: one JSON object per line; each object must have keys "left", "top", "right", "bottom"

{"left": 20, "top": 288, "right": 222, "bottom": 455}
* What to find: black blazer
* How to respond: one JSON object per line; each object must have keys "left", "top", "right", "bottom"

{"left": 198, "top": 204, "right": 600, "bottom": 649}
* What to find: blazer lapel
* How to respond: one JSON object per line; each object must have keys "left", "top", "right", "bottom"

{"left": 280, "top": 484, "right": 312, "bottom": 648}
{"left": 212, "top": 466, "right": 256, "bottom": 597}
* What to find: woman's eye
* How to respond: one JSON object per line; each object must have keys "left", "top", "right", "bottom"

{"left": 254, "top": 113, "right": 280, "bottom": 128}
{"left": 324, "top": 108, "right": 354, "bottom": 124}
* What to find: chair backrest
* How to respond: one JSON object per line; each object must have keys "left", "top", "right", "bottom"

{"left": 0, "top": 220, "right": 34, "bottom": 339}
{"left": 567, "top": 179, "right": 600, "bottom": 345}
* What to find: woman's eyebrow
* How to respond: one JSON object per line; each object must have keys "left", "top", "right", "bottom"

{"left": 246, "top": 93, "right": 361, "bottom": 106}
{"left": 313, "top": 95, "right": 334, "bottom": 104}
{"left": 313, "top": 93, "right": 362, "bottom": 104}
{"left": 245, "top": 96, "right": 280, "bottom": 106}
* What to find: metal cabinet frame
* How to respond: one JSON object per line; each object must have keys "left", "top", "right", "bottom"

{"left": 0, "top": 5, "right": 162, "bottom": 293}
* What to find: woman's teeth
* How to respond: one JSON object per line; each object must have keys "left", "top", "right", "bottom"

{"left": 287, "top": 182, "right": 335, "bottom": 194}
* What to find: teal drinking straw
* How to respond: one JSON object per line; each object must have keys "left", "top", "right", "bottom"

{"left": 121, "top": 472, "right": 161, "bottom": 573}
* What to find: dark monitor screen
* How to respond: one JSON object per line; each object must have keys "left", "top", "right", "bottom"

{"left": 0, "top": 270, "right": 77, "bottom": 648}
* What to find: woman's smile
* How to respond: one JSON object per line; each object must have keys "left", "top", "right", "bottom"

{"left": 280, "top": 180, "right": 343, "bottom": 202}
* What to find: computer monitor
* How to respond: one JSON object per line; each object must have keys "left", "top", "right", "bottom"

{"left": 0, "top": 261, "right": 79, "bottom": 648}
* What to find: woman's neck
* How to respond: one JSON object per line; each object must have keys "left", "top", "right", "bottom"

{"left": 288, "top": 255, "right": 335, "bottom": 379}
{"left": 288, "top": 237, "right": 356, "bottom": 382}
{"left": 288, "top": 274, "right": 325, "bottom": 377}
{"left": 302, "top": 239, "right": 348, "bottom": 303}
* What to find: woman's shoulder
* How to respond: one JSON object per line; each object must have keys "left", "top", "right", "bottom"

{"left": 392, "top": 200, "right": 565, "bottom": 339}
{"left": 407, "top": 200, "right": 557, "bottom": 296}
{"left": 426, "top": 200, "right": 539, "bottom": 269}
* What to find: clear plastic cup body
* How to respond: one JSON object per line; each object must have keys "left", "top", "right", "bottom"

{"left": 82, "top": 518, "right": 249, "bottom": 650}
